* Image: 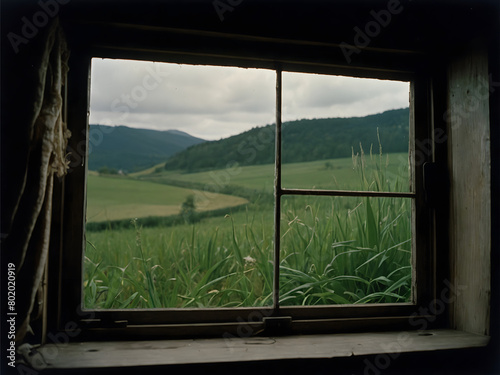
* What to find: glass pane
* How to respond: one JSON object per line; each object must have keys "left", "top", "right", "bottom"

{"left": 279, "top": 195, "right": 412, "bottom": 306}
{"left": 84, "top": 59, "right": 275, "bottom": 308}
{"left": 282, "top": 72, "right": 411, "bottom": 192}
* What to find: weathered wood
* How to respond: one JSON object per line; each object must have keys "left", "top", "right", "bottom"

{"left": 68, "top": 303, "right": 418, "bottom": 328}
{"left": 39, "top": 329, "right": 488, "bottom": 370}
{"left": 447, "top": 44, "right": 491, "bottom": 335}
{"left": 74, "top": 315, "right": 435, "bottom": 341}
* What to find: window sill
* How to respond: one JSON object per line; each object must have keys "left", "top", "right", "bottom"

{"left": 35, "top": 329, "right": 488, "bottom": 371}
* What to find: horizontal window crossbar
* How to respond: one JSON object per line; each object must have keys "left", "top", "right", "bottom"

{"left": 279, "top": 188, "right": 416, "bottom": 199}
{"left": 78, "top": 303, "right": 419, "bottom": 327}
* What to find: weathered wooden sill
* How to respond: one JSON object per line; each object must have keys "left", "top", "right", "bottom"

{"left": 36, "top": 329, "right": 488, "bottom": 371}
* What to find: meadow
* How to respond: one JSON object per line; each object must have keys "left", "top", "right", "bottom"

{"left": 142, "top": 153, "right": 410, "bottom": 192}
{"left": 86, "top": 174, "right": 248, "bottom": 223}
{"left": 84, "top": 151, "right": 412, "bottom": 309}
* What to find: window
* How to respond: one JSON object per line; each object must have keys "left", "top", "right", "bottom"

{"left": 60, "top": 51, "right": 435, "bottom": 338}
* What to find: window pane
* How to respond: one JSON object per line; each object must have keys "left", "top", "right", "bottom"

{"left": 84, "top": 59, "right": 275, "bottom": 308}
{"left": 279, "top": 195, "right": 412, "bottom": 305}
{"left": 282, "top": 72, "right": 410, "bottom": 192}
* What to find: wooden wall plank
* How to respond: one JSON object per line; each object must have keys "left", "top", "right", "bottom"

{"left": 447, "top": 43, "right": 491, "bottom": 335}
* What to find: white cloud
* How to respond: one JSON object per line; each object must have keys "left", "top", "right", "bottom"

{"left": 89, "top": 58, "right": 409, "bottom": 140}
{"left": 282, "top": 72, "right": 409, "bottom": 121}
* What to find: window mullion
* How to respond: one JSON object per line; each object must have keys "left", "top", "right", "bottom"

{"left": 273, "top": 68, "right": 283, "bottom": 312}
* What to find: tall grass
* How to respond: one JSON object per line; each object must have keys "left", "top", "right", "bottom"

{"left": 84, "top": 147, "right": 412, "bottom": 308}
{"left": 279, "top": 195, "right": 411, "bottom": 305}
{"left": 84, "top": 207, "right": 275, "bottom": 308}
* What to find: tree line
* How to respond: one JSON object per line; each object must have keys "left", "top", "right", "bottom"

{"left": 164, "top": 108, "right": 410, "bottom": 172}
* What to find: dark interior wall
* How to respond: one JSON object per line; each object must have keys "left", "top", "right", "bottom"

{"left": 1, "top": 0, "right": 499, "bottom": 373}
{"left": 56, "top": 0, "right": 498, "bottom": 82}
{"left": 58, "top": 0, "right": 496, "bottom": 50}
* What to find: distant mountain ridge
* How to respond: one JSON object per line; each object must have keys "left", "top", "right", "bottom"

{"left": 164, "top": 108, "right": 410, "bottom": 172}
{"left": 89, "top": 108, "right": 409, "bottom": 173}
{"left": 88, "top": 125, "right": 205, "bottom": 172}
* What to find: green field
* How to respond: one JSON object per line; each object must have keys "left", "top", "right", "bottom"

{"left": 142, "top": 153, "right": 409, "bottom": 192}
{"left": 86, "top": 175, "right": 248, "bottom": 222}
{"left": 84, "top": 152, "right": 412, "bottom": 309}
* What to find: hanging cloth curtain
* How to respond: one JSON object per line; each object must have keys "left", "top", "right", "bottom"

{"left": 3, "top": 18, "right": 70, "bottom": 344}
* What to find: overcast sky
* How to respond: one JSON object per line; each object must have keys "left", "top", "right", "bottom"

{"left": 90, "top": 58, "right": 409, "bottom": 141}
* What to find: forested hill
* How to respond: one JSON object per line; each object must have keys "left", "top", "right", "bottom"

{"left": 88, "top": 125, "right": 205, "bottom": 172}
{"left": 164, "top": 108, "right": 409, "bottom": 172}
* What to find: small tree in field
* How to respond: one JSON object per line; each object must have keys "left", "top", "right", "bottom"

{"left": 180, "top": 195, "right": 196, "bottom": 223}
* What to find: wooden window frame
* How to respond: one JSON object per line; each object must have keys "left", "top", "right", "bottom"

{"left": 50, "top": 31, "right": 444, "bottom": 340}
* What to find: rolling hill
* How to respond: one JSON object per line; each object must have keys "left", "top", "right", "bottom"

{"left": 164, "top": 108, "right": 410, "bottom": 172}
{"left": 88, "top": 125, "right": 205, "bottom": 172}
